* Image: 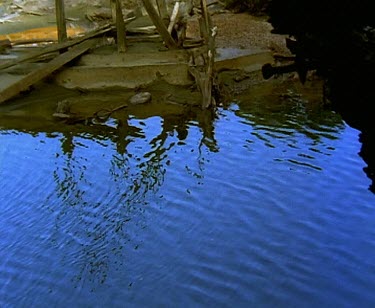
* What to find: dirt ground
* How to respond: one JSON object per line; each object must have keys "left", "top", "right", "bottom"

{"left": 192, "top": 12, "right": 289, "bottom": 55}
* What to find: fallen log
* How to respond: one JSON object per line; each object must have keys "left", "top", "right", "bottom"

{"left": 0, "top": 38, "right": 100, "bottom": 105}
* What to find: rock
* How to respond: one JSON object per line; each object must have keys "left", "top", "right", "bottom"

{"left": 129, "top": 92, "right": 152, "bottom": 105}
{"left": 55, "top": 99, "right": 71, "bottom": 113}
{"left": 53, "top": 99, "right": 71, "bottom": 119}
{"left": 52, "top": 112, "right": 71, "bottom": 119}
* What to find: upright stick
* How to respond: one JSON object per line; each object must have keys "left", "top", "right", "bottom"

{"left": 116, "top": 0, "right": 126, "bottom": 53}
{"left": 55, "top": 0, "right": 67, "bottom": 43}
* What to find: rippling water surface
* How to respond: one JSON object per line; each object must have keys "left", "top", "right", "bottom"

{"left": 1, "top": 81, "right": 374, "bottom": 307}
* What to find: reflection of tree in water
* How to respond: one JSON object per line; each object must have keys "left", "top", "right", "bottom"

{"left": 53, "top": 132, "right": 87, "bottom": 206}
{"left": 197, "top": 109, "right": 219, "bottom": 153}
{"left": 50, "top": 106, "right": 219, "bottom": 288}
{"left": 233, "top": 86, "right": 344, "bottom": 170}
{"left": 236, "top": 87, "right": 344, "bottom": 143}
{"left": 234, "top": 81, "right": 375, "bottom": 193}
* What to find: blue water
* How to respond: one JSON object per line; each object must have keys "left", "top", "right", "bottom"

{"left": 0, "top": 83, "right": 374, "bottom": 307}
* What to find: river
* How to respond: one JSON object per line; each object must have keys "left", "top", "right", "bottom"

{"left": 0, "top": 78, "right": 374, "bottom": 306}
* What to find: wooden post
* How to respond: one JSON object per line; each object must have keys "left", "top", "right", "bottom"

{"left": 110, "top": 0, "right": 116, "bottom": 23}
{"left": 141, "top": 0, "right": 178, "bottom": 49}
{"left": 199, "top": 0, "right": 211, "bottom": 43}
{"left": 188, "top": 0, "right": 217, "bottom": 109}
{"left": 116, "top": 0, "right": 126, "bottom": 53}
{"left": 55, "top": 0, "right": 67, "bottom": 43}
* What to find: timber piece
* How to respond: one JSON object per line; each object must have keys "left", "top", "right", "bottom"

{"left": 189, "top": 49, "right": 216, "bottom": 109}
{"left": 110, "top": 0, "right": 117, "bottom": 23}
{"left": 0, "top": 38, "right": 99, "bottom": 105}
{"left": 199, "top": 0, "right": 212, "bottom": 43}
{"left": 0, "top": 39, "right": 12, "bottom": 54}
{"left": 11, "top": 39, "right": 56, "bottom": 46}
{"left": 156, "top": 0, "right": 169, "bottom": 25}
{"left": 188, "top": 66, "right": 213, "bottom": 109}
{"left": 55, "top": 0, "right": 67, "bottom": 43}
{"left": 188, "top": 0, "right": 217, "bottom": 109}
{"left": 168, "top": 1, "right": 180, "bottom": 34}
{"left": 116, "top": 0, "right": 126, "bottom": 53}
{"left": 0, "top": 25, "right": 112, "bottom": 71}
{"left": 141, "top": 0, "right": 178, "bottom": 49}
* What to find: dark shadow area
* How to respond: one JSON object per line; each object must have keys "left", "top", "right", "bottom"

{"left": 265, "top": 0, "right": 375, "bottom": 193}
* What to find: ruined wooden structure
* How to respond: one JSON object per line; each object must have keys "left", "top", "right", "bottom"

{"left": 0, "top": 0, "right": 217, "bottom": 108}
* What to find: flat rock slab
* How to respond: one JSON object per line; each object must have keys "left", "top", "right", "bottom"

{"left": 54, "top": 43, "right": 273, "bottom": 90}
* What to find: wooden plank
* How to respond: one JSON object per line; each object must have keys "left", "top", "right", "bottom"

{"left": 0, "top": 39, "right": 99, "bottom": 105}
{"left": 168, "top": 1, "right": 180, "bottom": 34}
{"left": 55, "top": 0, "right": 67, "bottom": 43}
{"left": 0, "top": 25, "right": 112, "bottom": 71}
{"left": 116, "top": 0, "right": 126, "bottom": 53}
{"left": 141, "top": 0, "right": 178, "bottom": 49}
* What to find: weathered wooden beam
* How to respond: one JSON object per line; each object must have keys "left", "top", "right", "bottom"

{"left": 110, "top": 0, "right": 117, "bottom": 23}
{"left": 156, "top": 0, "right": 169, "bottom": 25}
{"left": 141, "top": 0, "right": 178, "bottom": 49}
{"left": 116, "top": 0, "right": 126, "bottom": 53}
{"left": 0, "top": 39, "right": 99, "bottom": 105}
{"left": 168, "top": 1, "right": 180, "bottom": 34}
{"left": 199, "top": 0, "right": 211, "bottom": 43}
{"left": 55, "top": 0, "right": 67, "bottom": 43}
{"left": 0, "top": 25, "right": 112, "bottom": 71}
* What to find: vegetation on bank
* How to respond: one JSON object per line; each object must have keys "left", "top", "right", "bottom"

{"left": 221, "top": 0, "right": 270, "bottom": 15}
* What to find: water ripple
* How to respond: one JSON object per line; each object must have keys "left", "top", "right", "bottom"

{"left": 1, "top": 86, "right": 375, "bottom": 307}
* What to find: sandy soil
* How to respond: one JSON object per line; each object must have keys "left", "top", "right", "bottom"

{"left": 190, "top": 12, "right": 289, "bottom": 55}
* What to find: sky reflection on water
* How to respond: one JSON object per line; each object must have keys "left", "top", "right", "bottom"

{"left": 1, "top": 81, "right": 375, "bottom": 307}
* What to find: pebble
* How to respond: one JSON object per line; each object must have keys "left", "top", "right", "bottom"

{"left": 129, "top": 92, "right": 152, "bottom": 105}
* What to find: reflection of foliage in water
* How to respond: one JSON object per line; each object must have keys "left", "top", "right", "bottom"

{"left": 49, "top": 108, "right": 219, "bottom": 289}
{"left": 235, "top": 85, "right": 344, "bottom": 147}
{"left": 50, "top": 126, "right": 151, "bottom": 288}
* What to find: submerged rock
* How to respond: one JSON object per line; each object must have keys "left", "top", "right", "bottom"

{"left": 129, "top": 92, "right": 152, "bottom": 105}
{"left": 52, "top": 99, "right": 71, "bottom": 119}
